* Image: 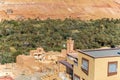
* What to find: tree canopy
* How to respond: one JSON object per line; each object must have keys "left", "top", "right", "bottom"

{"left": 0, "top": 18, "right": 120, "bottom": 63}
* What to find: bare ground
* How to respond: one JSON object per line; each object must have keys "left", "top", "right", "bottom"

{"left": 0, "top": 0, "right": 120, "bottom": 20}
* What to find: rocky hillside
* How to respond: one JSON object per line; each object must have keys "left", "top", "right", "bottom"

{"left": 0, "top": 0, "right": 120, "bottom": 20}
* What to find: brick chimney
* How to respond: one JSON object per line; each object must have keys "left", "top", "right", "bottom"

{"left": 67, "top": 37, "right": 74, "bottom": 53}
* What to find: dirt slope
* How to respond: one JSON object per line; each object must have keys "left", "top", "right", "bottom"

{"left": 0, "top": 0, "right": 120, "bottom": 20}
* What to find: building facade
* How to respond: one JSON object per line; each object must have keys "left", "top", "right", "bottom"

{"left": 61, "top": 48, "right": 120, "bottom": 80}
{"left": 60, "top": 38, "right": 120, "bottom": 80}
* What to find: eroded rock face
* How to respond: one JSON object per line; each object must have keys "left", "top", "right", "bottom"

{"left": 0, "top": 0, "right": 120, "bottom": 20}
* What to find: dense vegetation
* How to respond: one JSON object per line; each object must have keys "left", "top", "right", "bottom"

{"left": 0, "top": 18, "right": 120, "bottom": 64}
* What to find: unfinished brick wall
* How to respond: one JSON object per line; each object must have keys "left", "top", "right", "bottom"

{"left": 67, "top": 37, "right": 74, "bottom": 54}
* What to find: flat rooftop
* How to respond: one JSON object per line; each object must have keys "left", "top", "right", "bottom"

{"left": 79, "top": 48, "right": 120, "bottom": 58}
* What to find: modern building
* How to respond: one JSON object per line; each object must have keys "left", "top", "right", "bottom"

{"left": 60, "top": 38, "right": 120, "bottom": 80}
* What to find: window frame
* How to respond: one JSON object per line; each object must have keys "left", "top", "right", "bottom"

{"left": 108, "top": 61, "right": 118, "bottom": 76}
{"left": 81, "top": 58, "right": 89, "bottom": 75}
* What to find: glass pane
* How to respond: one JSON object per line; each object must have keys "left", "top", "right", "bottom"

{"left": 82, "top": 59, "right": 88, "bottom": 70}
{"left": 109, "top": 63, "right": 117, "bottom": 73}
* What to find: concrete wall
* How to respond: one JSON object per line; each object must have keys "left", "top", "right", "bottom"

{"left": 73, "top": 52, "right": 95, "bottom": 80}
{"left": 94, "top": 57, "right": 120, "bottom": 80}
{"left": 73, "top": 52, "right": 120, "bottom": 80}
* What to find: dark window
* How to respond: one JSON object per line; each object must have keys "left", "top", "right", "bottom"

{"left": 108, "top": 61, "right": 117, "bottom": 76}
{"left": 82, "top": 78, "right": 85, "bottom": 80}
{"left": 74, "top": 59, "right": 78, "bottom": 66}
{"left": 81, "top": 58, "right": 89, "bottom": 75}
{"left": 74, "top": 74, "right": 80, "bottom": 80}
